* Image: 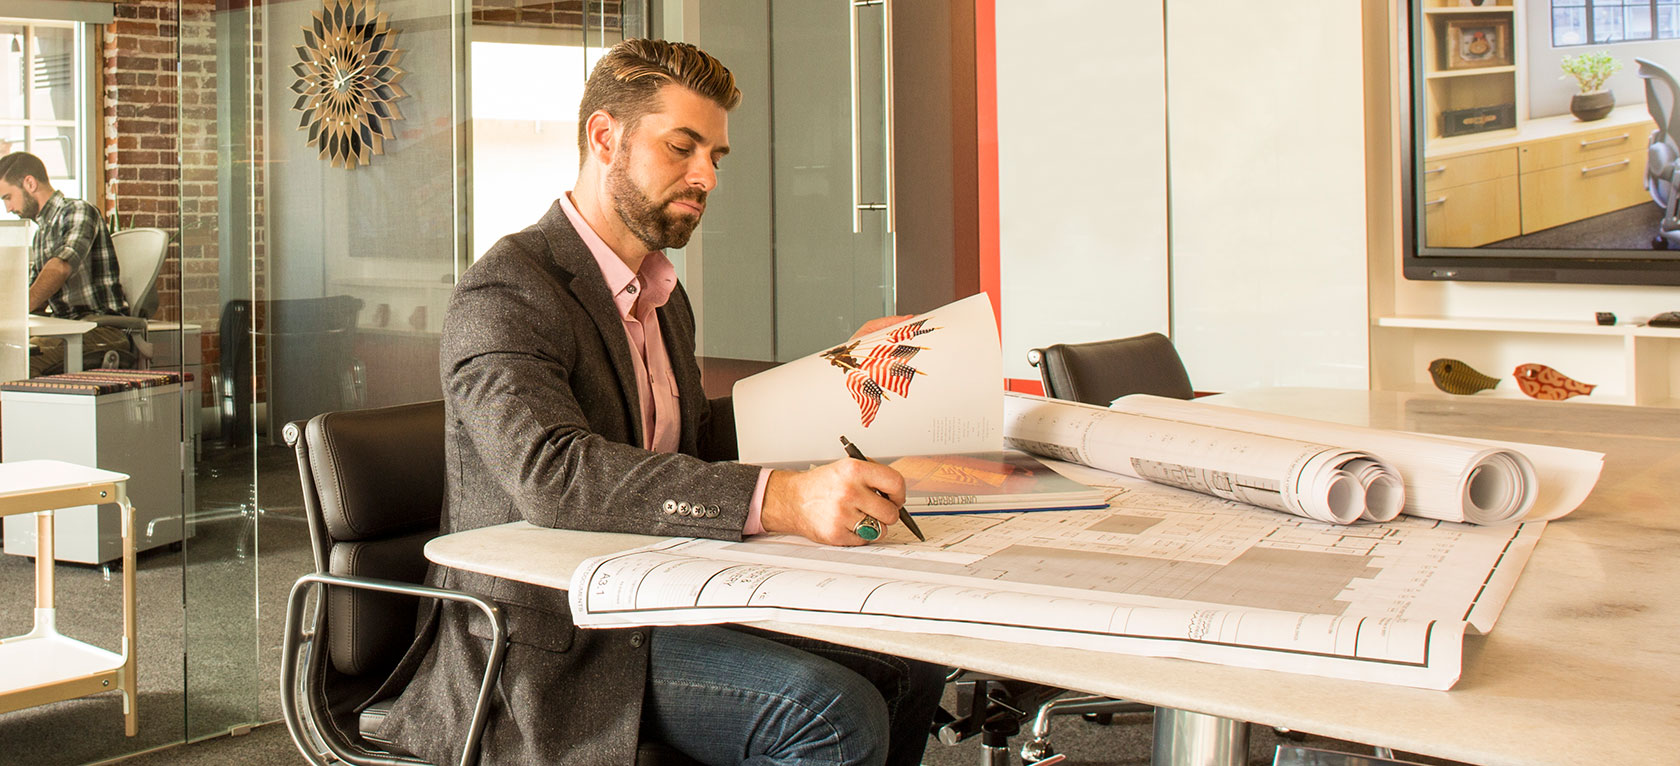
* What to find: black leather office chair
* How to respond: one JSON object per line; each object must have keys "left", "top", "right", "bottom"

{"left": 282, "top": 401, "right": 701, "bottom": 766}
{"left": 282, "top": 400, "right": 505, "bottom": 766}
{"left": 1027, "top": 332, "right": 1195, "bottom": 405}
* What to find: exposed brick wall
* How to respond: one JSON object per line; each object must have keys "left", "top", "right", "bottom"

{"left": 103, "top": 0, "right": 181, "bottom": 320}
{"left": 103, "top": 0, "right": 222, "bottom": 404}
{"left": 472, "top": 0, "right": 621, "bottom": 30}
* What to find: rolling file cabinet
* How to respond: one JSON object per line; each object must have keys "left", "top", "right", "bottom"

{"left": 1, "top": 370, "right": 187, "bottom": 564}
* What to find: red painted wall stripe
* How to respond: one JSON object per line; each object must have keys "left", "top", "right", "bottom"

{"left": 975, "top": 0, "right": 1000, "bottom": 333}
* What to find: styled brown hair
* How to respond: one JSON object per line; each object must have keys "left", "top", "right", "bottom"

{"left": 576, "top": 38, "right": 741, "bottom": 163}
{"left": 0, "top": 152, "right": 49, "bottom": 188}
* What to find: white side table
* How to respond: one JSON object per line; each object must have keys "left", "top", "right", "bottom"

{"left": 0, "top": 460, "right": 136, "bottom": 735}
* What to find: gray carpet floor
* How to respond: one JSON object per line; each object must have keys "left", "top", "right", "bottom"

{"left": 1485, "top": 201, "right": 1669, "bottom": 250}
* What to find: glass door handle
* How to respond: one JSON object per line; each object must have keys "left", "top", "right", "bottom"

{"left": 850, "top": 0, "right": 896, "bottom": 234}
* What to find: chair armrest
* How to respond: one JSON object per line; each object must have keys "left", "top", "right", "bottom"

{"left": 282, "top": 572, "right": 507, "bottom": 766}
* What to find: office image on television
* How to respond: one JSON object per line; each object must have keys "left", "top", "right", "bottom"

{"left": 1407, "top": 0, "right": 1680, "bottom": 284}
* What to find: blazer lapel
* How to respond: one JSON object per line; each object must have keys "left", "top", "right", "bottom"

{"left": 535, "top": 201, "right": 644, "bottom": 444}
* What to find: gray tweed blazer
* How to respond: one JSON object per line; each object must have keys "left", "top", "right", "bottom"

{"left": 379, "top": 199, "right": 763, "bottom": 765}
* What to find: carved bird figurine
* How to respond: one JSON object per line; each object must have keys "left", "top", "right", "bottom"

{"left": 1427, "top": 358, "right": 1501, "bottom": 395}
{"left": 1512, "top": 363, "right": 1596, "bottom": 400}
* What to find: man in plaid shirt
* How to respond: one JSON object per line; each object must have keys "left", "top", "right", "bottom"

{"left": 0, "top": 152, "right": 131, "bottom": 376}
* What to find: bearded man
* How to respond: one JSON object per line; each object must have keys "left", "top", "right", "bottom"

{"left": 378, "top": 39, "right": 946, "bottom": 766}
{"left": 0, "top": 151, "right": 130, "bottom": 375}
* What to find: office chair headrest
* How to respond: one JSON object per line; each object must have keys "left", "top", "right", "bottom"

{"left": 305, "top": 400, "right": 447, "bottom": 543}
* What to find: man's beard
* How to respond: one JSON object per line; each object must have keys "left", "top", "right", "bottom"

{"left": 15, "top": 195, "right": 39, "bottom": 221}
{"left": 607, "top": 149, "right": 705, "bottom": 251}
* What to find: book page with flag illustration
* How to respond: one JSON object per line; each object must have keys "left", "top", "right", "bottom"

{"left": 733, "top": 294, "right": 1003, "bottom": 464}
{"left": 755, "top": 450, "right": 1117, "bottom": 513}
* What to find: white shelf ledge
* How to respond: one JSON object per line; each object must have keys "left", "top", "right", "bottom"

{"left": 1375, "top": 315, "right": 1680, "bottom": 338}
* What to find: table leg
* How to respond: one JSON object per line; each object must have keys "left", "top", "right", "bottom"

{"left": 63, "top": 335, "right": 83, "bottom": 373}
{"left": 120, "top": 498, "right": 136, "bottom": 736}
{"left": 1151, "top": 707, "right": 1248, "bottom": 766}
{"left": 34, "top": 511, "right": 53, "bottom": 616}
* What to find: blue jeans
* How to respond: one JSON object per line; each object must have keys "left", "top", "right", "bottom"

{"left": 642, "top": 625, "right": 948, "bottom": 766}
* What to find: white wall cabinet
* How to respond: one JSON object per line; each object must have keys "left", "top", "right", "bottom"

{"left": 994, "top": 1, "right": 1370, "bottom": 391}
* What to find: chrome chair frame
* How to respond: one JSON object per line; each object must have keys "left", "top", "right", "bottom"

{"left": 282, "top": 572, "right": 506, "bottom": 766}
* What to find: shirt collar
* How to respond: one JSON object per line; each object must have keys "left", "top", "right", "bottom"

{"left": 558, "top": 191, "right": 677, "bottom": 318}
{"left": 40, "top": 190, "right": 67, "bottom": 220}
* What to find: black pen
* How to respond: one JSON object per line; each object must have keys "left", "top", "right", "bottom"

{"left": 838, "top": 435, "right": 926, "bottom": 542}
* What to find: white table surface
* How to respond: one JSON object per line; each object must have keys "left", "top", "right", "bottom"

{"left": 425, "top": 388, "right": 1680, "bottom": 766}
{"left": 0, "top": 459, "right": 128, "bottom": 500}
{"left": 26, "top": 315, "right": 97, "bottom": 373}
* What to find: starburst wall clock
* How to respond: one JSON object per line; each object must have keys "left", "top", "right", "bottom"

{"left": 291, "top": 0, "right": 408, "bottom": 169}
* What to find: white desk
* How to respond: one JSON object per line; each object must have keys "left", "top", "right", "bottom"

{"left": 425, "top": 389, "right": 1680, "bottom": 766}
{"left": 27, "top": 315, "right": 97, "bottom": 374}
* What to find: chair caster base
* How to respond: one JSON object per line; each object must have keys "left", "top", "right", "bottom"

{"left": 1021, "top": 738, "right": 1056, "bottom": 763}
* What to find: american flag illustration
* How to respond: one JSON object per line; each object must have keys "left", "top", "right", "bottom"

{"left": 886, "top": 319, "right": 935, "bottom": 343}
{"left": 845, "top": 370, "right": 886, "bottom": 427}
{"left": 822, "top": 319, "right": 940, "bottom": 428}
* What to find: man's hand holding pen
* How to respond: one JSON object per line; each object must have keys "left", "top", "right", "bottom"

{"left": 762, "top": 458, "right": 907, "bottom": 547}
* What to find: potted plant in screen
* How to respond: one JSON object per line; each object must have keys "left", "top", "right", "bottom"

{"left": 1561, "top": 51, "right": 1622, "bottom": 121}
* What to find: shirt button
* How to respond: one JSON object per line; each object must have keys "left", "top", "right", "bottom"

{"left": 629, "top": 631, "right": 645, "bottom": 648}
{"left": 662, "top": 499, "right": 677, "bottom": 514}
{"left": 626, "top": 284, "right": 638, "bottom": 294}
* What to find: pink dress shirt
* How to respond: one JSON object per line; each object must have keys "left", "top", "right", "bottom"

{"left": 558, "top": 193, "right": 770, "bottom": 533}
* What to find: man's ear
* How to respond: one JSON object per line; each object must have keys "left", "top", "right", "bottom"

{"left": 20, "top": 175, "right": 38, "bottom": 195}
{"left": 584, "top": 110, "right": 621, "bottom": 167}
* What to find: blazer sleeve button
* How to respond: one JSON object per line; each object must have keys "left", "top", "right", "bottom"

{"left": 662, "top": 499, "right": 677, "bottom": 514}
{"left": 677, "top": 502, "right": 690, "bottom": 516}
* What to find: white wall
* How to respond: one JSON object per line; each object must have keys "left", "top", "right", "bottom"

{"left": 995, "top": 0, "right": 1170, "bottom": 381}
{"left": 1168, "top": 1, "right": 1370, "bottom": 392}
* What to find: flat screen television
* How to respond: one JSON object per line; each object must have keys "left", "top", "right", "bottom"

{"left": 1401, "top": 0, "right": 1680, "bottom": 286}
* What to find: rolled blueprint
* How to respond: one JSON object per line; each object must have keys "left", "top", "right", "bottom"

{"left": 1003, "top": 394, "right": 1404, "bottom": 525}
{"left": 1103, "top": 394, "right": 1538, "bottom": 525}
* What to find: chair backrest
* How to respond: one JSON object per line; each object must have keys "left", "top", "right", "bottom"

{"left": 266, "top": 295, "right": 365, "bottom": 435}
{"left": 110, "top": 227, "right": 168, "bottom": 319}
{"left": 217, "top": 300, "right": 253, "bottom": 445}
{"left": 1028, "top": 332, "right": 1194, "bottom": 405}
{"left": 1638, "top": 58, "right": 1680, "bottom": 145}
{"left": 287, "top": 400, "right": 447, "bottom": 679}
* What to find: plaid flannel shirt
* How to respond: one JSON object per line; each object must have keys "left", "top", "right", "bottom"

{"left": 29, "top": 191, "right": 128, "bottom": 318}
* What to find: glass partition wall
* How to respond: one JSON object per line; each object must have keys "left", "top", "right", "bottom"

{"left": 0, "top": 0, "right": 905, "bottom": 761}
{"left": 2, "top": 1, "right": 622, "bottom": 762}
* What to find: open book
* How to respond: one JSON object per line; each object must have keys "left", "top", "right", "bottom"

{"left": 757, "top": 450, "right": 1114, "bottom": 514}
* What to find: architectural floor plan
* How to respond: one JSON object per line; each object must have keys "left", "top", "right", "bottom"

{"left": 572, "top": 474, "right": 1545, "bottom": 689}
